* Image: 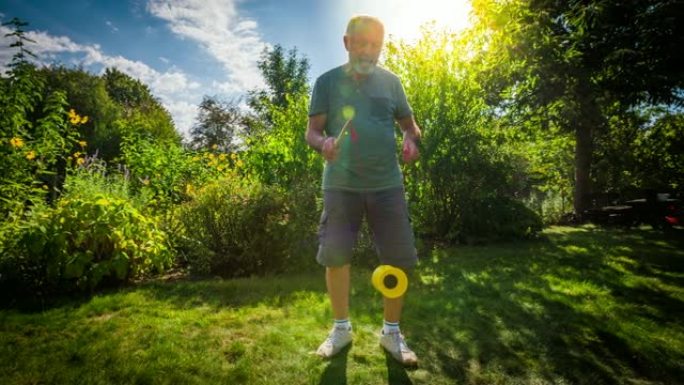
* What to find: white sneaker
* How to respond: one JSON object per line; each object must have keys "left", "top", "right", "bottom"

{"left": 380, "top": 330, "right": 418, "bottom": 366}
{"left": 316, "top": 326, "right": 352, "bottom": 358}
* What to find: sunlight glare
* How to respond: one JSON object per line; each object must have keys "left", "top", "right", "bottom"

{"left": 341, "top": 0, "right": 472, "bottom": 43}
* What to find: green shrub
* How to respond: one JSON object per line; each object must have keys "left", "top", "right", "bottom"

{"left": 0, "top": 192, "right": 173, "bottom": 298}
{"left": 119, "top": 133, "right": 244, "bottom": 211}
{"left": 242, "top": 94, "right": 322, "bottom": 188}
{"left": 461, "top": 197, "right": 543, "bottom": 244}
{"left": 0, "top": 203, "right": 54, "bottom": 298}
{"left": 119, "top": 134, "right": 196, "bottom": 210}
{"left": 386, "top": 28, "right": 542, "bottom": 244}
{"left": 62, "top": 156, "right": 153, "bottom": 209}
{"left": 179, "top": 175, "right": 314, "bottom": 277}
{"left": 119, "top": 134, "right": 249, "bottom": 263}
{"left": 0, "top": 63, "right": 81, "bottom": 218}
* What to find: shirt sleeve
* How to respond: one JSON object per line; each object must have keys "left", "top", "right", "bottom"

{"left": 393, "top": 78, "right": 412, "bottom": 120}
{"left": 308, "top": 75, "right": 329, "bottom": 117}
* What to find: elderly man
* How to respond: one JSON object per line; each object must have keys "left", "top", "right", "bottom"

{"left": 305, "top": 15, "right": 422, "bottom": 366}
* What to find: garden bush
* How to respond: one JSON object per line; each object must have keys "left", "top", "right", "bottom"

{"left": 178, "top": 175, "right": 320, "bottom": 277}
{"left": 461, "top": 196, "right": 543, "bottom": 243}
{"left": 386, "top": 29, "right": 543, "bottom": 244}
{"left": 0, "top": 191, "right": 173, "bottom": 299}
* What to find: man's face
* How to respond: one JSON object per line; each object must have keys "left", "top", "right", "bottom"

{"left": 344, "top": 24, "right": 384, "bottom": 76}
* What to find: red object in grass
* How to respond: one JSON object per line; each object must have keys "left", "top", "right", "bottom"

{"left": 665, "top": 216, "right": 678, "bottom": 225}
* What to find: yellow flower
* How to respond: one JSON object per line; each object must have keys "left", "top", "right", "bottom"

{"left": 208, "top": 153, "right": 215, "bottom": 160}
{"left": 211, "top": 144, "right": 218, "bottom": 150}
{"left": 217, "top": 165, "right": 225, "bottom": 171}
{"left": 219, "top": 153, "right": 227, "bottom": 160}
{"left": 230, "top": 153, "right": 237, "bottom": 160}
{"left": 68, "top": 109, "right": 87, "bottom": 125}
{"left": 25, "top": 150, "right": 36, "bottom": 160}
{"left": 142, "top": 178, "right": 150, "bottom": 186}
{"left": 191, "top": 156, "right": 200, "bottom": 162}
{"left": 185, "top": 184, "right": 194, "bottom": 195}
{"left": 73, "top": 152, "right": 81, "bottom": 158}
{"left": 10, "top": 137, "right": 24, "bottom": 148}
{"left": 79, "top": 140, "right": 87, "bottom": 148}
{"left": 236, "top": 159, "right": 244, "bottom": 168}
{"left": 76, "top": 157, "right": 85, "bottom": 166}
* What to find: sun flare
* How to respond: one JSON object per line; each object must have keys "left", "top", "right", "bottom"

{"left": 341, "top": 0, "right": 472, "bottom": 43}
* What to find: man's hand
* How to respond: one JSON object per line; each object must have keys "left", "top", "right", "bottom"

{"left": 322, "top": 137, "right": 339, "bottom": 161}
{"left": 397, "top": 115, "right": 421, "bottom": 164}
{"left": 307, "top": 114, "right": 338, "bottom": 160}
{"left": 402, "top": 136, "right": 420, "bottom": 163}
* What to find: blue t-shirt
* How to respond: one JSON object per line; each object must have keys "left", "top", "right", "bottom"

{"left": 308, "top": 65, "right": 412, "bottom": 191}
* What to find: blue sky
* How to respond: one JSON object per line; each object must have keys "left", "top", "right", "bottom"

{"left": 0, "top": 0, "right": 471, "bottom": 136}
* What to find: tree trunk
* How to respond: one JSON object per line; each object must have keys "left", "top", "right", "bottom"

{"left": 574, "top": 122, "right": 593, "bottom": 219}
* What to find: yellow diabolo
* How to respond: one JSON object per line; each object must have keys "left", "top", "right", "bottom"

{"left": 371, "top": 265, "right": 408, "bottom": 299}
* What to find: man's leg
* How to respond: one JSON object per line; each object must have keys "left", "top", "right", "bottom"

{"left": 316, "top": 190, "right": 363, "bottom": 358}
{"left": 367, "top": 187, "right": 416, "bottom": 324}
{"left": 327, "top": 264, "right": 351, "bottom": 320}
{"left": 383, "top": 294, "right": 404, "bottom": 323}
{"left": 367, "top": 187, "right": 418, "bottom": 366}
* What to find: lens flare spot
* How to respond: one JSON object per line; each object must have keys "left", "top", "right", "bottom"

{"left": 342, "top": 105, "right": 356, "bottom": 121}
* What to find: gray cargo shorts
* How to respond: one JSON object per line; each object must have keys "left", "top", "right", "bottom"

{"left": 316, "top": 186, "right": 418, "bottom": 268}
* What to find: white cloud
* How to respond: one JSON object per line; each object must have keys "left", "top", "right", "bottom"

{"left": 0, "top": 25, "right": 200, "bottom": 137}
{"left": 146, "top": 0, "right": 268, "bottom": 93}
{"left": 164, "top": 99, "right": 198, "bottom": 136}
{"left": 106, "top": 20, "right": 119, "bottom": 33}
{"left": 0, "top": 0, "right": 269, "bottom": 138}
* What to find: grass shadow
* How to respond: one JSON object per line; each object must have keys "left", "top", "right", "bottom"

{"left": 319, "top": 342, "right": 352, "bottom": 385}
{"left": 130, "top": 272, "right": 328, "bottom": 311}
{"left": 401, "top": 225, "right": 684, "bottom": 384}
{"left": 384, "top": 350, "right": 415, "bottom": 385}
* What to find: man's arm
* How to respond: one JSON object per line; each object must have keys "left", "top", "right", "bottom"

{"left": 397, "top": 115, "right": 421, "bottom": 142}
{"left": 306, "top": 113, "right": 338, "bottom": 161}
{"left": 397, "top": 115, "right": 421, "bottom": 163}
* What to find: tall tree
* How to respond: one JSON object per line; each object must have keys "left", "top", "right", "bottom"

{"left": 472, "top": 0, "right": 684, "bottom": 216}
{"left": 247, "top": 44, "right": 310, "bottom": 132}
{"left": 40, "top": 66, "right": 119, "bottom": 158}
{"left": 593, "top": 108, "right": 684, "bottom": 194}
{"left": 2, "top": 17, "right": 37, "bottom": 68}
{"left": 102, "top": 67, "right": 178, "bottom": 144}
{"left": 190, "top": 96, "right": 243, "bottom": 152}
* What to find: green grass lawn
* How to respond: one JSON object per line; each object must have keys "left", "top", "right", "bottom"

{"left": 1, "top": 226, "right": 683, "bottom": 385}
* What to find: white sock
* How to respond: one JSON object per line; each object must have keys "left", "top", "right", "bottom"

{"left": 334, "top": 319, "right": 351, "bottom": 331}
{"left": 383, "top": 320, "right": 400, "bottom": 334}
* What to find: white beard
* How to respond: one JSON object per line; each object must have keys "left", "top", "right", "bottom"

{"left": 353, "top": 59, "right": 376, "bottom": 75}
